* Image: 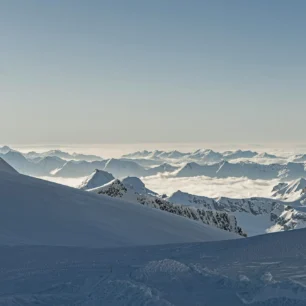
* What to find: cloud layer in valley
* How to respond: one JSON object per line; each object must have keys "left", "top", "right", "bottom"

{"left": 142, "top": 175, "right": 278, "bottom": 198}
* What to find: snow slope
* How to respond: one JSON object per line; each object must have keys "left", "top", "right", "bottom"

{"left": 79, "top": 169, "right": 115, "bottom": 190}
{"left": 2, "top": 229, "right": 306, "bottom": 305}
{"left": 0, "top": 171, "right": 238, "bottom": 248}
{"left": 0, "top": 157, "right": 19, "bottom": 174}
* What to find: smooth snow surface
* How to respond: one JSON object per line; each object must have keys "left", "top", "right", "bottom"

{"left": 2, "top": 229, "right": 306, "bottom": 305}
{"left": 0, "top": 157, "right": 18, "bottom": 174}
{"left": 0, "top": 171, "right": 237, "bottom": 248}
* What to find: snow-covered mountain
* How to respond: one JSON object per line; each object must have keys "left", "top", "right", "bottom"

{"left": 272, "top": 178, "right": 306, "bottom": 202}
{"left": 223, "top": 149, "right": 258, "bottom": 160}
{"left": 103, "top": 158, "right": 147, "bottom": 178}
{"left": 175, "top": 160, "right": 306, "bottom": 180}
{"left": 145, "top": 163, "right": 179, "bottom": 176}
{"left": 3, "top": 228, "right": 306, "bottom": 305}
{"left": 0, "top": 152, "right": 68, "bottom": 176}
{"left": 162, "top": 150, "right": 189, "bottom": 159}
{"left": 122, "top": 149, "right": 264, "bottom": 163}
{"left": 121, "top": 149, "right": 284, "bottom": 167}
{"left": 53, "top": 158, "right": 178, "bottom": 178}
{"left": 0, "top": 150, "right": 33, "bottom": 174}
{"left": 256, "top": 152, "right": 279, "bottom": 159}
{"left": 175, "top": 161, "right": 220, "bottom": 177}
{"left": 189, "top": 149, "right": 223, "bottom": 162}
{"left": 123, "top": 150, "right": 190, "bottom": 160}
{"left": 121, "top": 157, "right": 162, "bottom": 167}
{"left": 293, "top": 154, "right": 306, "bottom": 163}
{"left": 88, "top": 178, "right": 245, "bottom": 236}
{"left": 121, "top": 177, "right": 157, "bottom": 196}
{"left": 122, "top": 150, "right": 152, "bottom": 159}
{"left": 25, "top": 149, "right": 103, "bottom": 161}
{"left": 0, "top": 145, "right": 13, "bottom": 154}
{"left": 167, "top": 190, "right": 306, "bottom": 236}
{"left": 79, "top": 169, "right": 115, "bottom": 190}
{"left": 0, "top": 170, "right": 238, "bottom": 248}
{"left": 32, "top": 156, "right": 66, "bottom": 176}
{"left": 267, "top": 206, "right": 306, "bottom": 233}
{"left": 53, "top": 160, "right": 108, "bottom": 177}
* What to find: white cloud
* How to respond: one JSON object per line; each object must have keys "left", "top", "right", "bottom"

{"left": 142, "top": 175, "right": 279, "bottom": 198}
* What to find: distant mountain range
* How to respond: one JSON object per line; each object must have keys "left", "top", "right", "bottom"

{"left": 174, "top": 160, "right": 306, "bottom": 180}
{"left": 122, "top": 148, "right": 280, "bottom": 162}
{"left": 2, "top": 145, "right": 306, "bottom": 182}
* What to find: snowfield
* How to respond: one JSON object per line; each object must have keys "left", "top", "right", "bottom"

{"left": 2, "top": 229, "right": 306, "bottom": 305}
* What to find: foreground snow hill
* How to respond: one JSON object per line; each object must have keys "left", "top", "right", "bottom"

{"left": 0, "top": 163, "right": 238, "bottom": 247}
{"left": 2, "top": 228, "right": 306, "bottom": 305}
{"left": 0, "top": 157, "right": 19, "bottom": 174}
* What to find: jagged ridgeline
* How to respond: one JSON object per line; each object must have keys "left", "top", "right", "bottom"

{"left": 92, "top": 179, "right": 246, "bottom": 237}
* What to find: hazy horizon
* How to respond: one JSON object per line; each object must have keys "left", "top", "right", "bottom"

{"left": 3, "top": 142, "right": 306, "bottom": 159}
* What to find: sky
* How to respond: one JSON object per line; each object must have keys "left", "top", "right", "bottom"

{"left": 1, "top": 0, "right": 306, "bottom": 145}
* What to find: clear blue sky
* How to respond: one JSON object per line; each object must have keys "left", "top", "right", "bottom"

{"left": 1, "top": 0, "right": 305, "bottom": 144}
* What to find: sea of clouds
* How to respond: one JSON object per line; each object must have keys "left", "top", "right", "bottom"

{"left": 142, "top": 175, "right": 279, "bottom": 198}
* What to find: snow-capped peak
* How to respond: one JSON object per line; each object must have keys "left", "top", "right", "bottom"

{"left": 79, "top": 169, "right": 114, "bottom": 190}
{"left": 121, "top": 176, "right": 157, "bottom": 196}
{"left": 0, "top": 145, "right": 13, "bottom": 154}
{"left": 272, "top": 178, "right": 306, "bottom": 200}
